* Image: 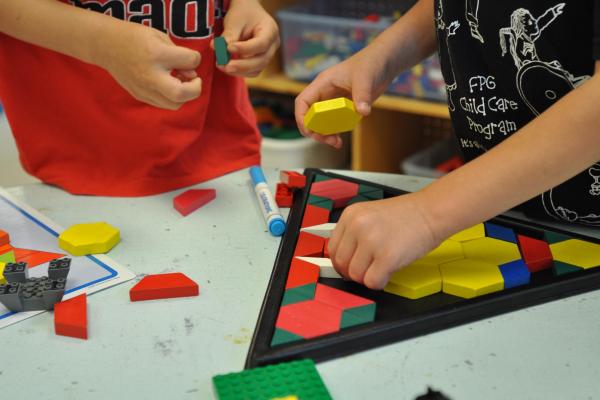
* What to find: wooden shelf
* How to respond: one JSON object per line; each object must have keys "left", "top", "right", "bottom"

{"left": 246, "top": 73, "right": 450, "bottom": 119}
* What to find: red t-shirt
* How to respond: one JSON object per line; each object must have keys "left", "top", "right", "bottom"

{"left": 0, "top": 0, "right": 260, "bottom": 196}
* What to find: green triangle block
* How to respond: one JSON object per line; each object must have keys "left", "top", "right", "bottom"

{"left": 281, "top": 283, "right": 316, "bottom": 306}
{"left": 308, "top": 195, "right": 334, "bottom": 211}
{"left": 359, "top": 184, "right": 379, "bottom": 194}
{"left": 544, "top": 231, "right": 572, "bottom": 244}
{"left": 340, "top": 303, "right": 376, "bottom": 329}
{"left": 271, "top": 328, "right": 304, "bottom": 346}
{"left": 362, "top": 189, "right": 384, "bottom": 200}
{"left": 347, "top": 195, "right": 370, "bottom": 206}
{"left": 0, "top": 251, "right": 15, "bottom": 264}
{"left": 314, "top": 174, "right": 333, "bottom": 182}
{"left": 553, "top": 261, "right": 583, "bottom": 276}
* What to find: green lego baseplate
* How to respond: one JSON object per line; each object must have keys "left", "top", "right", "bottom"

{"left": 213, "top": 359, "right": 332, "bottom": 400}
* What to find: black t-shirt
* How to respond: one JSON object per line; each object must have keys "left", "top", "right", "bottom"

{"left": 435, "top": 0, "right": 600, "bottom": 226}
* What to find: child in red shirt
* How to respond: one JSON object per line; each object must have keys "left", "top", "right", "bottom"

{"left": 0, "top": 0, "right": 279, "bottom": 196}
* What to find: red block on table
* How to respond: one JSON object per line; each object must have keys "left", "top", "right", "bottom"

{"left": 173, "top": 189, "right": 216, "bottom": 216}
{"left": 54, "top": 293, "right": 88, "bottom": 340}
{"left": 275, "top": 183, "right": 293, "bottom": 208}
{"left": 130, "top": 272, "right": 199, "bottom": 302}
{"left": 280, "top": 171, "right": 306, "bottom": 189}
{"left": 14, "top": 248, "right": 65, "bottom": 268}
{"left": 286, "top": 258, "right": 320, "bottom": 289}
{"left": 517, "top": 235, "right": 553, "bottom": 272}
{"left": 0, "top": 229, "right": 9, "bottom": 246}
{"left": 301, "top": 205, "right": 330, "bottom": 228}
{"left": 293, "top": 231, "right": 325, "bottom": 257}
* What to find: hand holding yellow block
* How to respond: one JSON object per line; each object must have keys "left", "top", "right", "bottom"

{"left": 304, "top": 97, "right": 362, "bottom": 135}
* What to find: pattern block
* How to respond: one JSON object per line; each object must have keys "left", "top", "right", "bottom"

{"left": 214, "top": 36, "right": 230, "bottom": 65}
{"left": 0, "top": 250, "right": 15, "bottom": 264}
{"left": 296, "top": 257, "right": 341, "bottom": 279}
{"left": 449, "top": 224, "right": 485, "bottom": 242}
{"left": 552, "top": 261, "right": 584, "bottom": 276}
{"left": 462, "top": 237, "right": 522, "bottom": 266}
{"left": 301, "top": 205, "right": 330, "bottom": 228}
{"left": 420, "top": 239, "right": 464, "bottom": 266}
{"left": 0, "top": 229, "right": 8, "bottom": 246}
{"left": 314, "top": 284, "right": 376, "bottom": 329}
{"left": 549, "top": 239, "right": 600, "bottom": 269}
{"left": 14, "top": 248, "right": 65, "bottom": 268}
{"left": 54, "top": 293, "right": 87, "bottom": 340}
{"left": 301, "top": 223, "right": 336, "bottom": 238}
{"left": 276, "top": 300, "right": 343, "bottom": 339}
{"left": 499, "top": 260, "right": 531, "bottom": 289}
{"left": 385, "top": 261, "right": 442, "bottom": 299}
{"left": 280, "top": 171, "right": 307, "bottom": 189}
{"left": 282, "top": 283, "right": 317, "bottom": 306}
{"left": 285, "top": 258, "right": 319, "bottom": 289}
{"left": 59, "top": 222, "right": 120, "bottom": 256}
{"left": 440, "top": 259, "right": 504, "bottom": 299}
{"left": 293, "top": 232, "right": 326, "bottom": 257}
{"left": 213, "top": 359, "right": 332, "bottom": 400}
{"left": 173, "top": 189, "right": 216, "bottom": 216}
{"left": 517, "top": 235, "right": 553, "bottom": 272}
{"left": 310, "top": 179, "right": 359, "bottom": 208}
{"left": 271, "top": 328, "right": 304, "bottom": 346}
{"left": 130, "top": 272, "right": 199, "bottom": 302}
{"left": 484, "top": 222, "right": 517, "bottom": 243}
{"left": 304, "top": 97, "right": 362, "bottom": 135}
{"left": 275, "top": 183, "right": 293, "bottom": 208}
{"left": 308, "top": 195, "right": 334, "bottom": 211}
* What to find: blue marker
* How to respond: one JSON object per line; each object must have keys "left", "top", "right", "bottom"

{"left": 249, "top": 166, "right": 286, "bottom": 237}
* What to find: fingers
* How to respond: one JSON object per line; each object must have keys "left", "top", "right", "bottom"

{"left": 143, "top": 75, "right": 202, "bottom": 110}
{"left": 294, "top": 77, "right": 343, "bottom": 136}
{"left": 363, "top": 258, "right": 393, "bottom": 290}
{"left": 220, "top": 47, "right": 276, "bottom": 77}
{"left": 229, "top": 25, "right": 278, "bottom": 58}
{"left": 161, "top": 45, "right": 201, "bottom": 71}
{"left": 351, "top": 74, "right": 374, "bottom": 117}
{"left": 347, "top": 245, "right": 373, "bottom": 284}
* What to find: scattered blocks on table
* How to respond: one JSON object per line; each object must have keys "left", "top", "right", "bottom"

{"left": 59, "top": 222, "right": 120, "bottom": 256}
{"left": 484, "top": 222, "right": 517, "bottom": 243}
{"left": 449, "top": 224, "right": 485, "bottom": 242}
{"left": 440, "top": 259, "right": 504, "bottom": 299}
{"left": 129, "top": 272, "right": 199, "bottom": 302}
{"left": 213, "top": 359, "right": 332, "bottom": 400}
{"left": 300, "top": 223, "right": 336, "bottom": 238}
{"left": 462, "top": 237, "right": 522, "bottom": 266}
{"left": 384, "top": 261, "right": 442, "bottom": 299}
{"left": 499, "top": 259, "right": 531, "bottom": 289}
{"left": 173, "top": 189, "right": 216, "bottom": 216}
{"left": 310, "top": 179, "right": 359, "bottom": 208}
{"left": 549, "top": 239, "right": 600, "bottom": 269}
{"left": 214, "top": 36, "right": 230, "bottom": 65}
{"left": 301, "top": 205, "right": 330, "bottom": 228}
{"left": 13, "top": 248, "right": 65, "bottom": 268}
{"left": 275, "top": 183, "right": 294, "bottom": 208}
{"left": 293, "top": 231, "right": 326, "bottom": 257}
{"left": 54, "top": 293, "right": 87, "bottom": 340}
{"left": 286, "top": 258, "right": 319, "bottom": 289}
{"left": 517, "top": 235, "right": 553, "bottom": 272}
{"left": 304, "top": 97, "right": 362, "bottom": 135}
{"left": 0, "top": 229, "right": 8, "bottom": 246}
{"left": 280, "top": 171, "right": 306, "bottom": 189}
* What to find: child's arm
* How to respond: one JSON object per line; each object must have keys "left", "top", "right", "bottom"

{"left": 216, "top": 0, "right": 279, "bottom": 77}
{"left": 0, "top": 0, "right": 201, "bottom": 110}
{"left": 294, "top": 0, "right": 437, "bottom": 148}
{"left": 329, "top": 63, "right": 600, "bottom": 289}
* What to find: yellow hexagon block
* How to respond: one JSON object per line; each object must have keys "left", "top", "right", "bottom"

{"left": 384, "top": 261, "right": 441, "bottom": 299}
{"left": 304, "top": 97, "right": 362, "bottom": 135}
{"left": 420, "top": 239, "right": 464, "bottom": 265}
{"left": 550, "top": 239, "right": 600, "bottom": 269}
{"left": 440, "top": 259, "right": 504, "bottom": 299}
{"left": 449, "top": 223, "right": 485, "bottom": 242}
{"left": 462, "top": 237, "right": 521, "bottom": 266}
{"left": 59, "top": 222, "right": 120, "bottom": 256}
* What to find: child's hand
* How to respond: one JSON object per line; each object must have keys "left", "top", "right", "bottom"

{"left": 218, "top": 0, "right": 279, "bottom": 77}
{"left": 98, "top": 21, "right": 201, "bottom": 110}
{"left": 328, "top": 193, "right": 440, "bottom": 290}
{"left": 295, "top": 46, "right": 393, "bottom": 149}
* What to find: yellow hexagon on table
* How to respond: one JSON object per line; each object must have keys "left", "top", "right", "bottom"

{"left": 420, "top": 239, "right": 465, "bottom": 266}
{"left": 440, "top": 259, "right": 504, "bottom": 299}
{"left": 462, "top": 237, "right": 521, "bottom": 266}
{"left": 550, "top": 239, "right": 600, "bottom": 269}
{"left": 449, "top": 223, "right": 486, "bottom": 242}
{"left": 59, "top": 222, "right": 120, "bottom": 256}
{"left": 384, "top": 261, "right": 442, "bottom": 299}
{"left": 304, "top": 97, "right": 362, "bottom": 135}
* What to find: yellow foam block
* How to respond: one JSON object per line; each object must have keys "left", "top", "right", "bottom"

{"left": 420, "top": 239, "right": 464, "bottom": 265}
{"left": 550, "top": 239, "right": 600, "bottom": 269}
{"left": 384, "top": 261, "right": 442, "bottom": 299}
{"left": 462, "top": 237, "right": 521, "bottom": 266}
{"left": 304, "top": 97, "right": 362, "bottom": 135}
{"left": 59, "top": 222, "right": 120, "bottom": 256}
{"left": 440, "top": 259, "right": 504, "bottom": 299}
{"left": 449, "top": 224, "right": 486, "bottom": 242}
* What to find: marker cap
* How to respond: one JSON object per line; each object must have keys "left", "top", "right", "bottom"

{"left": 269, "top": 218, "right": 286, "bottom": 236}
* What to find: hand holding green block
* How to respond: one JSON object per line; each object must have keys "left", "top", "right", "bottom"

{"left": 214, "top": 36, "right": 230, "bottom": 65}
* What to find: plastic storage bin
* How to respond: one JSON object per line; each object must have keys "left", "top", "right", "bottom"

{"left": 401, "top": 139, "right": 462, "bottom": 178}
{"left": 277, "top": 1, "right": 447, "bottom": 102}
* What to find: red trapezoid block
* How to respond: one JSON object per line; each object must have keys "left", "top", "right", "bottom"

{"left": 173, "top": 189, "right": 216, "bottom": 217}
{"left": 0, "top": 229, "right": 9, "bottom": 247}
{"left": 130, "top": 272, "right": 199, "bottom": 302}
{"left": 301, "top": 205, "right": 330, "bottom": 228}
{"left": 313, "top": 283, "right": 374, "bottom": 310}
{"left": 517, "top": 235, "right": 553, "bottom": 272}
{"left": 54, "top": 293, "right": 88, "bottom": 340}
{"left": 286, "top": 258, "right": 320, "bottom": 289}
{"left": 280, "top": 171, "right": 307, "bottom": 189}
{"left": 275, "top": 299, "right": 342, "bottom": 339}
{"left": 14, "top": 248, "right": 65, "bottom": 268}
{"left": 293, "top": 232, "right": 326, "bottom": 257}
